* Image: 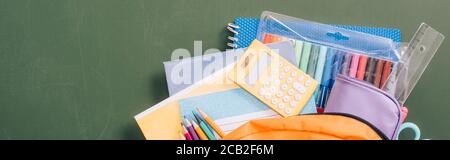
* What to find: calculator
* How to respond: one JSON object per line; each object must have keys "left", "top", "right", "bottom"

{"left": 228, "top": 40, "right": 318, "bottom": 117}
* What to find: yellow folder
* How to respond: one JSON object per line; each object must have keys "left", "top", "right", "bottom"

{"left": 134, "top": 65, "right": 238, "bottom": 140}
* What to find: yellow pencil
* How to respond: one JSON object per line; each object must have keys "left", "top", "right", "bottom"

{"left": 197, "top": 108, "right": 226, "bottom": 138}
{"left": 191, "top": 120, "right": 208, "bottom": 140}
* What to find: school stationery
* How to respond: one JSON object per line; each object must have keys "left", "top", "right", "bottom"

{"left": 135, "top": 64, "right": 237, "bottom": 140}
{"left": 316, "top": 48, "right": 336, "bottom": 112}
{"left": 197, "top": 108, "right": 226, "bottom": 138}
{"left": 193, "top": 113, "right": 216, "bottom": 140}
{"left": 356, "top": 56, "right": 368, "bottom": 80}
{"left": 228, "top": 40, "right": 318, "bottom": 117}
{"left": 307, "top": 45, "right": 320, "bottom": 76}
{"left": 181, "top": 124, "right": 193, "bottom": 140}
{"left": 373, "top": 60, "right": 385, "bottom": 88}
{"left": 183, "top": 117, "right": 199, "bottom": 140}
{"left": 191, "top": 111, "right": 214, "bottom": 136}
{"left": 349, "top": 55, "right": 360, "bottom": 78}
{"left": 299, "top": 42, "right": 312, "bottom": 71}
{"left": 178, "top": 88, "right": 317, "bottom": 135}
{"left": 340, "top": 54, "right": 352, "bottom": 76}
{"left": 383, "top": 23, "right": 444, "bottom": 106}
{"left": 191, "top": 119, "right": 209, "bottom": 140}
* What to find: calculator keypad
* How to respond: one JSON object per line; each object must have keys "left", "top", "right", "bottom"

{"left": 255, "top": 60, "right": 317, "bottom": 116}
{"left": 229, "top": 41, "right": 318, "bottom": 117}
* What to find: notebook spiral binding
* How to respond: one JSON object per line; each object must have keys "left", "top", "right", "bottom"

{"left": 227, "top": 23, "right": 240, "bottom": 49}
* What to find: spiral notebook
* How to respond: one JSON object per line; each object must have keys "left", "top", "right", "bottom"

{"left": 226, "top": 18, "right": 402, "bottom": 49}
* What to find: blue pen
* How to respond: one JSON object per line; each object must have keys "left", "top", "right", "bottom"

{"left": 316, "top": 48, "right": 336, "bottom": 113}
{"left": 330, "top": 51, "right": 345, "bottom": 88}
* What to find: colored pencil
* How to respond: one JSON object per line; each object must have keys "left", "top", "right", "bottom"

{"left": 181, "top": 124, "right": 193, "bottom": 140}
{"left": 183, "top": 117, "right": 199, "bottom": 140}
{"left": 197, "top": 108, "right": 226, "bottom": 138}
{"left": 193, "top": 113, "right": 216, "bottom": 140}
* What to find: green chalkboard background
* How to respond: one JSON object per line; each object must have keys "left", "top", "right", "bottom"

{"left": 1, "top": 0, "right": 449, "bottom": 139}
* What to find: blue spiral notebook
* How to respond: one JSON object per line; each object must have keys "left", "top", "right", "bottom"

{"left": 227, "top": 18, "right": 402, "bottom": 49}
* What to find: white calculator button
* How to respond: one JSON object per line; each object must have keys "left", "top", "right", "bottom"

{"left": 283, "top": 96, "right": 290, "bottom": 102}
{"left": 284, "top": 66, "right": 290, "bottom": 72}
{"left": 279, "top": 72, "right": 285, "bottom": 79}
{"left": 281, "top": 84, "right": 288, "bottom": 91}
{"left": 278, "top": 103, "right": 285, "bottom": 109}
{"left": 270, "top": 87, "right": 277, "bottom": 93}
{"left": 298, "top": 75, "right": 304, "bottom": 81}
{"left": 287, "top": 77, "right": 293, "bottom": 83}
{"left": 264, "top": 94, "right": 272, "bottom": 100}
{"left": 305, "top": 79, "right": 312, "bottom": 87}
{"left": 288, "top": 89, "right": 295, "bottom": 95}
{"left": 290, "top": 101, "right": 296, "bottom": 108}
{"left": 276, "top": 91, "right": 283, "bottom": 98}
{"left": 294, "top": 94, "right": 302, "bottom": 101}
{"left": 271, "top": 98, "right": 279, "bottom": 105}
{"left": 285, "top": 108, "right": 292, "bottom": 114}
{"left": 274, "top": 79, "right": 281, "bottom": 86}
{"left": 259, "top": 88, "right": 266, "bottom": 95}
{"left": 293, "top": 82, "right": 306, "bottom": 93}
{"left": 293, "top": 82, "right": 300, "bottom": 89}
{"left": 291, "top": 72, "right": 297, "bottom": 77}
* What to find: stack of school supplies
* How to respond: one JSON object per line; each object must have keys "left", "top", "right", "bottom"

{"left": 134, "top": 11, "right": 444, "bottom": 140}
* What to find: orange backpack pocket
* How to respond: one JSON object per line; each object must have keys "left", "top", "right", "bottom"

{"left": 223, "top": 114, "right": 386, "bottom": 140}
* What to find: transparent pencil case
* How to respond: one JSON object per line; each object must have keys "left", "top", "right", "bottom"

{"left": 256, "top": 11, "right": 401, "bottom": 109}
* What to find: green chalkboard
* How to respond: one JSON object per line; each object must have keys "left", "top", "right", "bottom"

{"left": 1, "top": 0, "right": 449, "bottom": 139}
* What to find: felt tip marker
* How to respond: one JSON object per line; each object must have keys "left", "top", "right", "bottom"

{"left": 316, "top": 48, "right": 336, "bottom": 113}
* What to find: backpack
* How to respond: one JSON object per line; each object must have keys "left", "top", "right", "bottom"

{"left": 223, "top": 114, "right": 385, "bottom": 140}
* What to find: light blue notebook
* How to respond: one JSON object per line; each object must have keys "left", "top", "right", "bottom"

{"left": 227, "top": 18, "right": 402, "bottom": 49}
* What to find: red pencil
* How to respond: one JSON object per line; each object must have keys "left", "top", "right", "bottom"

{"left": 181, "top": 124, "right": 193, "bottom": 140}
{"left": 380, "top": 61, "right": 392, "bottom": 88}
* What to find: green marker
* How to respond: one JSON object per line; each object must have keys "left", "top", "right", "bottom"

{"left": 313, "top": 46, "right": 328, "bottom": 99}
{"left": 294, "top": 40, "right": 304, "bottom": 67}
{"left": 314, "top": 46, "right": 328, "bottom": 82}
{"left": 307, "top": 45, "right": 320, "bottom": 76}
{"left": 299, "top": 42, "right": 312, "bottom": 71}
